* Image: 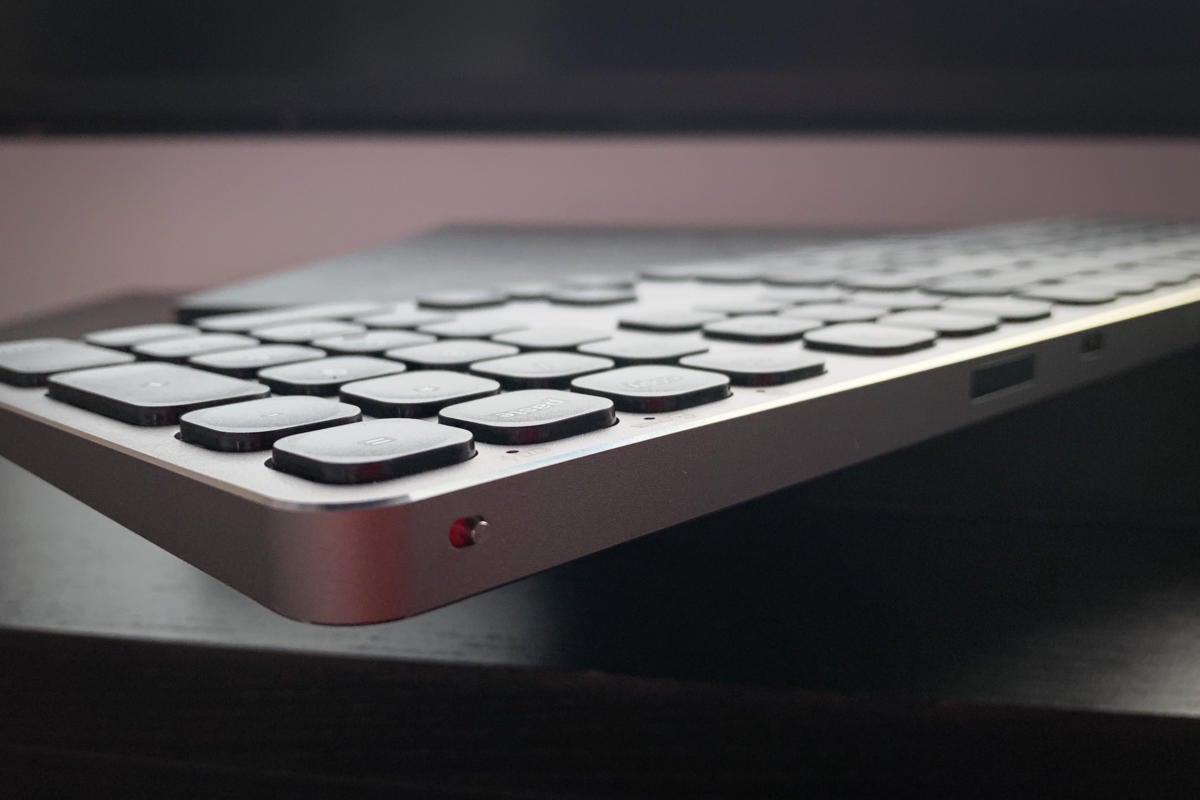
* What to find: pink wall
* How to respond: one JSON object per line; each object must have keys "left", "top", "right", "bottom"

{"left": 3, "top": 135, "right": 1200, "bottom": 324}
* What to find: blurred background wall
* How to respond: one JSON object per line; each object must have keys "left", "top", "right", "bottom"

{"left": 3, "top": 135, "right": 1200, "bottom": 324}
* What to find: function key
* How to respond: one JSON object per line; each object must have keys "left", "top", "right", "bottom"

{"left": 419, "top": 318, "right": 525, "bottom": 339}
{"left": 618, "top": 309, "right": 725, "bottom": 333}
{"left": 180, "top": 396, "right": 362, "bottom": 451}
{"left": 272, "top": 419, "right": 476, "bottom": 484}
{"left": 311, "top": 330, "right": 435, "bottom": 355}
{"left": 357, "top": 309, "right": 454, "bottom": 329}
{"left": 702, "top": 315, "right": 822, "bottom": 343}
{"left": 782, "top": 303, "right": 883, "bottom": 324}
{"left": 439, "top": 389, "right": 616, "bottom": 444}
{"left": 251, "top": 320, "right": 366, "bottom": 343}
{"left": 571, "top": 365, "right": 731, "bottom": 412}
{"left": 492, "top": 327, "right": 611, "bottom": 350}
{"left": 694, "top": 299, "right": 787, "bottom": 316}
{"left": 848, "top": 290, "right": 943, "bottom": 310}
{"left": 189, "top": 344, "right": 325, "bottom": 378}
{"left": 680, "top": 351, "right": 825, "bottom": 386}
{"left": 83, "top": 324, "right": 197, "bottom": 350}
{"left": 417, "top": 289, "right": 508, "bottom": 310}
{"left": 341, "top": 371, "right": 501, "bottom": 418}
{"left": 547, "top": 287, "right": 637, "bottom": 306}
{"left": 803, "top": 322, "right": 937, "bottom": 355}
{"left": 759, "top": 286, "right": 848, "bottom": 304}
{"left": 1020, "top": 283, "right": 1118, "bottom": 305}
{"left": 132, "top": 333, "right": 259, "bottom": 363}
{"left": 257, "top": 356, "right": 406, "bottom": 396}
{"left": 387, "top": 339, "right": 519, "bottom": 370}
{"left": 879, "top": 310, "right": 1000, "bottom": 337}
{"left": 194, "top": 303, "right": 382, "bottom": 333}
{"left": 470, "top": 352, "right": 614, "bottom": 390}
{"left": 0, "top": 338, "right": 134, "bottom": 387}
{"left": 941, "top": 296, "right": 1052, "bottom": 322}
{"left": 577, "top": 337, "right": 709, "bottom": 366}
{"left": 48, "top": 362, "right": 268, "bottom": 425}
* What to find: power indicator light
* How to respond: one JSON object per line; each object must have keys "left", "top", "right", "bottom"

{"left": 449, "top": 515, "right": 487, "bottom": 548}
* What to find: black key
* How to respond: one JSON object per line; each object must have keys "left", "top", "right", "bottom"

{"left": 251, "top": 320, "right": 366, "bottom": 343}
{"left": 417, "top": 289, "right": 508, "bottom": 310}
{"left": 803, "top": 323, "right": 937, "bottom": 355}
{"left": 357, "top": 309, "right": 454, "bottom": 329}
{"left": 47, "top": 362, "right": 269, "bottom": 425}
{"left": 618, "top": 309, "right": 725, "bottom": 333}
{"left": 702, "top": 315, "right": 822, "bottom": 343}
{"left": 759, "top": 286, "right": 848, "bottom": 304}
{"left": 311, "top": 330, "right": 435, "bottom": 354}
{"left": 83, "top": 324, "right": 197, "bottom": 350}
{"left": 258, "top": 356, "right": 406, "bottom": 396}
{"left": 195, "top": 303, "right": 383, "bottom": 333}
{"left": 387, "top": 339, "right": 519, "bottom": 369}
{"left": 0, "top": 338, "right": 134, "bottom": 387}
{"left": 761, "top": 266, "right": 845, "bottom": 286}
{"left": 691, "top": 263, "right": 761, "bottom": 283}
{"left": 180, "top": 396, "right": 362, "bottom": 451}
{"left": 571, "top": 365, "right": 731, "bottom": 412}
{"left": 782, "top": 303, "right": 882, "bottom": 323}
{"left": 880, "top": 310, "right": 1000, "bottom": 337}
{"left": 418, "top": 318, "right": 525, "bottom": 339}
{"left": 941, "top": 296, "right": 1052, "bottom": 322}
{"left": 547, "top": 287, "right": 637, "bottom": 306}
{"left": 439, "top": 389, "right": 616, "bottom": 444}
{"left": 578, "top": 337, "right": 709, "bottom": 365}
{"left": 1020, "top": 282, "right": 1118, "bottom": 305}
{"left": 836, "top": 271, "right": 921, "bottom": 291}
{"left": 680, "top": 351, "right": 826, "bottom": 386}
{"left": 341, "top": 371, "right": 501, "bottom": 418}
{"left": 273, "top": 419, "right": 476, "bottom": 484}
{"left": 560, "top": 272, "right": 638, "bottom": 290}
{"left": 694, "top": 299, "right": 787, "bottom": 316}
{"left": 132, "top": 333, "right": 259, "bottom": 363}
{"left": 190, "top": 344, "right": 325, "bottom": 378}
{"left": 848, "top": 290, "right": 943, "bottom": 310}
{"left": 492, "top": 327, "right": 611, "bottom": 350}
{"left": 470, "top": 352, "right": 614, "bottom": 389}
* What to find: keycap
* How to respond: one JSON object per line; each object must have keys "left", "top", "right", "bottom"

{"left": 879, "top": 310, "right": 1000, "bottom": 337}
{"left": 387, "top": 339, "right": 519, "bottom": 369}
{"left": 418, "top": 318, "right": 525, "bottom": 339}
{"left": 691, "top": 263, "right": 761, "bottom": 283}
{"left": 761, "top": 266, "right": 846, "bottom": 286}
{"left": 83, "top": 324, "right": 197, "bottom": 350}
{"left": 640, "top": 264, "right": 699, "bottom": 281}
{"left": 273, "top": 419, "right": 476, "bottom": 484}
{"left": 547, "top": 287, "right": 637, "bottom": 306}
{"left": 0, "top": 338, "right": 134, "bottom": 387}
{"left": 189, "top": 345, "right": 325, "bottom": 378}
{"left": 195, "top": 303, "right": 383, "bottom": 332}
{"left": 132, "top": 333, "right": 259, "bottom": 363}
{"left": 618, "top": 309, "right": 725, "bottom": 333}
{"left": 340, "top": 371, "right": 501, "bottom": 418}
{"left": 702, "top": 315, "right": 822, "bottom": 343}
{"left": 1069, "top": 272, "right": 1157, "bottom": 294}
{"left": 941, "top": 296, "right": 1052, "bottom": 322}
{"left": 803, "top": 323, "right": 937, "bottom": 355}
{"left": 680, "top": 351, "right": 826, "bottom": 386}
{"left": 503, "top": 281, "right": 558, "bottom": 300}
{"left": 561, "top": 272, "right": 638, "bottom": 290}
{"left": 416, "top": 290, "right": 508, "bottom": 310}
{"left": 311, "top": 330, "right": 435, "bottom": 354}
{"left": 577, "top": 337, "right": 709, "bottom": 365}
{"left": 47, "top": 362, "right": 269, "bottom": 425}
{"left": 694, "top": 299, "right": 787, "bottom": 316}
{"left": 439, "top": 389, "right": 616, "bottom": 444}
{"left": 571, "top": 365, "right": 731, "bottom": 412}
{"left": 470, "top": 352, "right": 614, "bottom": 389}
{"left": 257, "top": 356, "right": 406, "bottom": 396}
{"left": 759, "top": 286, "right": 848, "bottom": 304}
{"left": 782, "top": 303, "right": 883, "bottom": 323}
{"left": 492, "top": 327, "right": 611, "bottom": 350}
{"left": 1020, "top": 282, "right": 1119, "bottom": 305}
{"left": 251, "top": 320, "right": 366, "bottom": 343}
{"left": 837, "top": 271, "right": 921, "bottom": 291}
{"left": 848, "top": 290, "right": 943, "bottom": 310}
{"left": 925, "top": 275, "right": 1033, "bottom": 296}
{"left": 180, "top": 396, "right": 362, "bottom": 451}
{"left": 357, "top": 309, "right": 454, "bottom": 329}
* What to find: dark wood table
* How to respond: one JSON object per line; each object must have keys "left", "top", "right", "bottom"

{"left": 3, "top": 296, "right": 1200, "bottom": 797}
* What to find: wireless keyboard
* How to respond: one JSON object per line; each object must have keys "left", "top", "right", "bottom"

{"left": 2, "top": 220, "right": 1199, "bottom": 623}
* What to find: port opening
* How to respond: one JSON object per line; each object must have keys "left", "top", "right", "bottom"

{"left": 970, "top": 355, "right": 1036, "bottom": 399}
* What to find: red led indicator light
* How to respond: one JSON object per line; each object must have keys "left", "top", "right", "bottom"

{"left": 449, "top": 516, "right": 486, "bottom": 548}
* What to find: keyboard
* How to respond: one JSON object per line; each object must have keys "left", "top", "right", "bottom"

{"left": 2, "top": 219, "right": 1199, "bottom": 623}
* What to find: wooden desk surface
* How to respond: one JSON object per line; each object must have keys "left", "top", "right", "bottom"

{"left": 3, "top": 296, "right": 1200, "bottom": 796}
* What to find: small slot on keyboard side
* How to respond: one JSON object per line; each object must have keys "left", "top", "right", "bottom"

{"left": 970, "top": 354, "right": 1036, "bottom": 400}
